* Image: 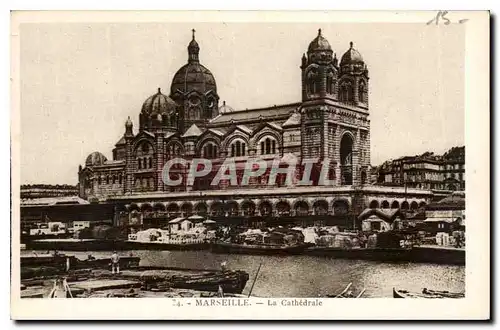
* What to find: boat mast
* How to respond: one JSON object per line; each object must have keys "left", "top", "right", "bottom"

{"left": 247, "top": 262, "right": 262, "bottom": 298}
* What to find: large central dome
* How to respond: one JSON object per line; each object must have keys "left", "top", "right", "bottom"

{"left": 170, "top": 30, "right": 217, "bottom": 96}
{"left": 170, "top": 63, "right": 217, "bottom": 95}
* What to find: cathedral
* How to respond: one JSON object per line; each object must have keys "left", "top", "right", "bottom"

{"left": 78, "top": 29, "right": 429, "bottom": 224}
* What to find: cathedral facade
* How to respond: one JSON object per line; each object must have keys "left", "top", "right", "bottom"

{"left": 78, "top": 30, "right": 430, "bottom": 224}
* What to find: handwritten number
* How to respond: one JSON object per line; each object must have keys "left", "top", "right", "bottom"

{"left": 441, "top": 11, "right": 451, "bottom": 25}
{"left": 427, "top": 11, "right": 468, "bottom": 25}
{"left": 427, "top": 11, "right": 451, "bottom": 25}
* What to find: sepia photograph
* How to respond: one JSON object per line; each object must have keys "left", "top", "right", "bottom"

{"left": 10, "top": 10, "right": 490, "bottom": 320}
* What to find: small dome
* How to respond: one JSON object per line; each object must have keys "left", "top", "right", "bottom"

{"left": 141, "top": 88, "right": 177, "bottom": 116}
{"left": 85, "top": 152, "right": 107, "bottom": 167}
{"left": 340, "top": 42, "right": 364, "bottom": 66}
{"left": 308, "top": 29, "right": 332, "bottom": 53}
{"left": 218, "top": 101, "right": 234, "bottom": 114}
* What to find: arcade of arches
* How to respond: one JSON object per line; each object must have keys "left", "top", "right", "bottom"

{"left": 368, "top": 199, "right": 427, "bottom": 211}
{"left": 125, "top": 198, "right": 352, "bottom": 221}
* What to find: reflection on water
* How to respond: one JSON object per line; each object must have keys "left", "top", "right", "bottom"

{"left": 23, "top": 250, "right": 465, "bottom": 298}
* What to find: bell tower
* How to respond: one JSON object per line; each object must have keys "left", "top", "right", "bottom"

{"left": 300, "top": 31, "right": 370, "bottom": 187}
{"left": 300, "top": 29, "right": 338, "bottom": 162}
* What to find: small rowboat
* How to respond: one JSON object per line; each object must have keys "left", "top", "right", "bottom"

{"left": 328, "top": 282, "right": 366, "bottom": 298}
{"left": 393, "top": 288, "right": 465, "bottom": 299}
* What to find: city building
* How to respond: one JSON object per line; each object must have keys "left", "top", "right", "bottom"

{"left": 441, "top": 146, "right": 466, "bottom": 191}
{"left": 374, "top": 146, "right": 465, "bottom": 192}
{"left": 21, "top": 184, "right": 78, "bottom": 199}
{"left": 424, "top": 191, "right": 465, "bottom": 234}
{"left": 74, "top": 29, "right": 431, "bottom": 228}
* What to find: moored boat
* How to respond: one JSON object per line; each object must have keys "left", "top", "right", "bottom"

{"left": 138, "top": 268, "right": 250, "bottom": 294}
{"left": 21, "top": 252, "right": 74, "bottom": 268}
{"left": 120, "top": 239, "right": 209, "bottom": 251}
{"left": 20, "top": 253, "right": 141, "bottom": 279}
{"left": 210, "top": 241, "right": 311, "bottom": 255}
{"left": 327, "top": 282, "right": 366, "bottom": 298}
{"left": 24, "top": 238, "right": 123, "bottom": 252}
{"left": 393, "top": 287, "right": 465, "bottom": 298}
{"left": 304, "top": 246, "right": 412, "bottom": 262}
{"left": 21, "top": 254, "right": 250, "bottom": 295}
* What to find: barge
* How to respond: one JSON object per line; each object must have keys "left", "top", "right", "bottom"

{"left": 210, "top": 242, "right": 312, "bottom": 256}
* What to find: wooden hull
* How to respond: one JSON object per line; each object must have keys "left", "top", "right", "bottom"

{"left": 25, "top": 239, "right": 123, "bottom": 252}
{"left": 120, "top": 240, "right": 209, "bottom": 251}
{"left": 93, "top": 266, "right": 250, "bottom": 295}
{"left": 410, "top": 246, "right": 465, "bottom": 265}
{"left": 210, "top": 242, "right": 310, "bottom": 255}
{"left": 304, "top": 246, "right": 465, "bottom": 265}
{"left": 20, "top": 255, "right": 141, "bottom": 279}
{"left": 73, "top": 256, "right": 141, "bottom": 270}
{"left": 21, "top": 254, "right": 74, "bottom": 268}
{"left": 162, "top": 270, "right": 249, "bottom": 294}
{"left": 304, "top": 247, "right": 412, "bottom": 262}
{"left": 393, "top": 288, "right": 465, "bottom": 298}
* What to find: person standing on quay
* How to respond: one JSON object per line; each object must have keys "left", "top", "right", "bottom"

{"left": 111, "top": 251, "right": 120, "bottom": 274}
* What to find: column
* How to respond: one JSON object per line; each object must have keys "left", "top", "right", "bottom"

{"left": 125, "top": 137, "right": 134, "bottom": 193}
{"left": 156, "top": 133, "right": 164, "bottom": 191}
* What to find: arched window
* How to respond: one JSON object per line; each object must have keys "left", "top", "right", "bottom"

{"left": 309, "top": 80, "right": 317, "bottom": 94}
{"left": 260, "top": 137, "right": 277, "bottom": 155}
{"left": 118, "top": 174, "right": 122, "bottom": 184}
{"left": 326, "top": 76, "right": 333, "bottom": 94}
{"left": 359, "top": 82, "right": 366, "bottom": 103}
{"left": 98, "top": 176, "right": 102, "bottom": 185}
{"left": 339, "top": 80, "right": 354, "bottom": 103}
{"left": 112, "top": 175, "right": 116, "bottom": 184}
{"left": 203, "top": 143, "right": 218, "bottom": 159}
{"left": 307, "top": 69, "right": 318, "bottom": 96}
{"left": 236, "top": 141, "right": 241, "bottom": 157}
{"left": 106, "top": 175, "right": 110, "bottom": 185}
{"left": 149, "top": 158, "right": 153, "bottom": 169}
{"left": 230, "top": 140, "right": 246, "bottom": 157}
{"left": 138, "top": 159, "right": 142, "bottom": 169}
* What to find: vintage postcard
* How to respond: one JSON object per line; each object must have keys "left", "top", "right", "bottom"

{"left": 10, "top": 10, "right": 490, "bottom": 320}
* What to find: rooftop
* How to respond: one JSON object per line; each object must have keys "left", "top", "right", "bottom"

{"left": 21, "top": 196, "right": 89, "bottom": 207}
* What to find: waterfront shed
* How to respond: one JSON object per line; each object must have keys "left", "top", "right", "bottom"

{"left": 358, "top": 208, "right": 405, "bottom": 232}
{"left": 168, "top": 217, "right": 185, "bottom": 232}
{"left": 424, "top": 192, "right": 465, "bottom": 234}
{"left": 180, "top": 219, "right": 194, "bottom": 231}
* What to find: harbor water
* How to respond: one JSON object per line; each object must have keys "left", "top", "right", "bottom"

{"left": 23, "top": 250, "right": 465, "bottom": 298}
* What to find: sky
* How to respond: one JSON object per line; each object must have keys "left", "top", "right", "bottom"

{"left": 19, "top": 22, "right": 464, "bottom": 185}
